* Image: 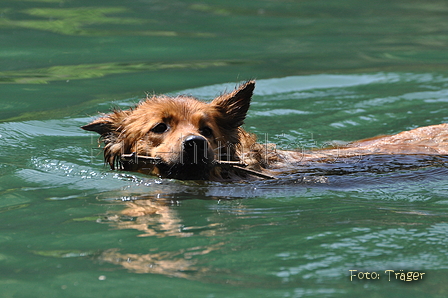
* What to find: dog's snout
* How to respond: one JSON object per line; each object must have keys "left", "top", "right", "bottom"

{"left": 182, "top": 135, "right": 212, "bottom": 165}
{"left": 183, "top": 135, "right": 207, "bottom": 153}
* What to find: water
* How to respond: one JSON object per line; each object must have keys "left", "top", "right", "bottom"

{"left": 1, "top": 1, "right": 448, "bottom": 297}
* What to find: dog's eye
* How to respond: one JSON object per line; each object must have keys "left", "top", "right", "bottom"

{"left": 200, "top": 126, "right": 213, "bottom": 138}
{"left": 151, "top": 123, "right": 168, "bottom": 134}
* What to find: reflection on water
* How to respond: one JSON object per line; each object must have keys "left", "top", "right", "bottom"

{"left": 0, "top": 6, "right": 213, "bottom": 37}
{"left": 7, "top": 7, "right": 141, "bottom": 36}
{"left": 103, "top": 197, "right": 190, "bottom": 238}
{"left": 85, "top": 177, "right": 448, "bottom": 286}
{"left": 0, "top": 60, "right": 236, "bottom": 84}
{"left": 98, "top": 248, "right": 209, "bottom": 277}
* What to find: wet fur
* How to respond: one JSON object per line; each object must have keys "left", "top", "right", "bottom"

{"left": 82, "top": 81, "right": 448, "bottom": 181}
{"left": 83, "top": 81, "right": 267, "bottom": 180}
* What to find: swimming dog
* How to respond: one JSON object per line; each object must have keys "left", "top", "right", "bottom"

{"left": 82, "top": 81, "right": 448, "bottom": 181}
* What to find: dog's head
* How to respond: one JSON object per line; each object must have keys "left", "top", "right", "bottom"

{"left": 82, "top": 81, "right": 255, "bottom": 180}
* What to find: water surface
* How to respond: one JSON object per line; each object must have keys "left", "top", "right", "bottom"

{"left": 1, "top": 1, "right": 448, "bottom": 297}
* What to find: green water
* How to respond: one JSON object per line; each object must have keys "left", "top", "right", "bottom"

{"left": 1, "top": 0, "right": 448, "bottom": 297}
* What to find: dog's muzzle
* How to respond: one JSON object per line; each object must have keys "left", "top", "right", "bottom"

{"left": 182, "top": 135, "right": 211, "bottom": 165}
{"left": 121, "top": 135, "right": 215, "bottom": 180}
{"left": 156, "top": 135, "right": 214, "bottom": 180}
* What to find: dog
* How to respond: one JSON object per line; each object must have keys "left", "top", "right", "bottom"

{"left": 82, "top": 81, "right": 448, "bottom": 181}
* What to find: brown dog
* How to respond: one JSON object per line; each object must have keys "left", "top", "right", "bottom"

{"left": 82, "top": 81, "right": 448, "bottom": 181}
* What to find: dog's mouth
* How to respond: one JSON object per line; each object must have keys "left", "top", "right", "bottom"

{"left": 120, "top": 135, "right": 276, "bottom": 180}
{"left": 120, "top": 152, "right": 213, "bottom": 180}
{"left": 121, "top": 135, "right": 215, "bottom": 180}
{"left": 158, "top": 160, "right": 213, "bottom": 180}
{"left": 162, "top": 135, "right": 214, "bottom": 180}
{"left": 120, "top": 152, "right": 276, "bottom": 181}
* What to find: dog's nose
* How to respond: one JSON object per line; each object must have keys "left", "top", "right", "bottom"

{"left": 183, "top": 135, "right": 208, "bottom": 162}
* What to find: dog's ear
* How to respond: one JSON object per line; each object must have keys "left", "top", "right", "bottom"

{"left": 81, "top": 110, "right": 128, "bottom": 136}
{"left": 211, "top": 80, "right": 255, "bottom": 129}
